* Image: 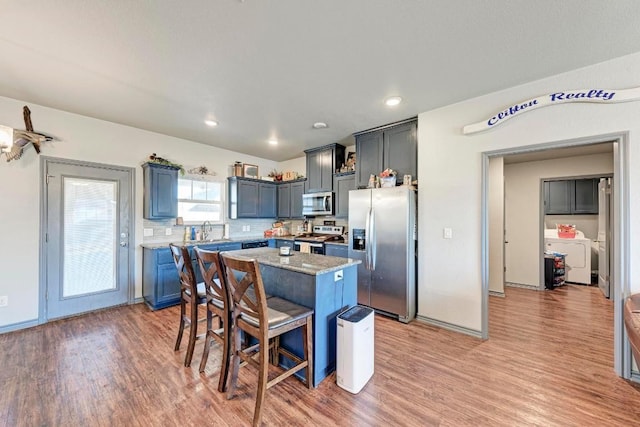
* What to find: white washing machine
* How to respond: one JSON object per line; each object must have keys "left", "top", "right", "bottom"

{"left": 544, "top": 229, "right": 592, "bottom": 285}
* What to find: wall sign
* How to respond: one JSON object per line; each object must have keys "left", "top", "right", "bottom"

{"left": 463, "top": 86, "right": 640, "bottom": 135}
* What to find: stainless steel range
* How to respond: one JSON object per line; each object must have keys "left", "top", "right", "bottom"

{"left": 294, "top": 225, "right": 344, "bottom": 254}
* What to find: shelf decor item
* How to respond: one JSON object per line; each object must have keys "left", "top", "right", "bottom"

{"left": 243, "top": 163, "right": 259, "bottom": 179}
{"left": 146, "top": 153, "right": 185, "bottom": 175}
{"left": 379, "top": 168, "right": 396, "bottom": 187}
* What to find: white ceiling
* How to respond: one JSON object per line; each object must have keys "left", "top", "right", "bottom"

{"left": 2, "top": 1, "right": 640, "bottom": 162}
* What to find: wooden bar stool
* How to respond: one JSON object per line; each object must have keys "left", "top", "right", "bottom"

{"left": 194, "top": 247, "right": 231, "bottom": 392}
{"left": 169, "top": 244, "right": 207, "bottom": 367}
{"left": 220, "top": 253, "right": 313, "bottom": 427}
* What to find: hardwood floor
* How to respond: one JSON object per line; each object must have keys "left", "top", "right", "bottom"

{"left": 2, "top": 285, "right": 640, "bottom": 426}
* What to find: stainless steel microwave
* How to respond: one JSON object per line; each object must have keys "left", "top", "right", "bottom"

{"left": 302, "top": 191, "right": 334, "bottom": 216}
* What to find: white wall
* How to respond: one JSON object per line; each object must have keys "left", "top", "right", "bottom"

{"left": 0, "top": 96, "right": 278, "bottom": 328}
{"left": 504, "top": 153, "right": 612, "bottom": 287}
{"left": 417, "top": 52, "right": 640, "bottom": 333}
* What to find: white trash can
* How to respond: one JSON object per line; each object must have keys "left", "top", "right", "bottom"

{"left": 336, "top": 305, "right": 374, "bottom": 393}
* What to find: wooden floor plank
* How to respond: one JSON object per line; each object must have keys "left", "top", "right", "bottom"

{"left": 1, "top": 284, "right": 640, "bottom": 426}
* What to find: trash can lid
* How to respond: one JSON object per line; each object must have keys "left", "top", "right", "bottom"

{"left": 338, "top": 305, "right": 373, "bottom": 323}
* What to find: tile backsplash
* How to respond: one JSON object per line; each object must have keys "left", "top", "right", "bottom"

{"left": 141, "top": 217, "right": 349, "bottom": 244}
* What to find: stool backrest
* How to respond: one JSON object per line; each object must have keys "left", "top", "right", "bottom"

{"left": 220, "top": 254, "right": 269, "bottom": 330}
{"left": 169, "top": 244, "right": 197, "bottom": 296}
{"left": 194, "top": 247, "right": 227, "bottom": 307}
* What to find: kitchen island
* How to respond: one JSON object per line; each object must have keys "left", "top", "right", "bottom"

{"left": 222, "top": 247, "right": 360, "bottom": 386}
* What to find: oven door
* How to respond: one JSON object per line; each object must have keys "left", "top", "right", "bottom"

{"left": 294, "top": 240, "right": 325, "bottom": 255}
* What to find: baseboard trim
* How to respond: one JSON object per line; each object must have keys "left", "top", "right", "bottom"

{"left": 489, "top": 290, "right": 505, "bottom": 298}
{"left": 415, "top": 315, "right": 483, "bottom": 339}
{"left": 133, "top": 297, "right": 144, "bottom": 304}
{"left": 505, "top": 282, "right": 540, "bottom": 291}
{"left": 631, "top": 372, "right": 640, "bottom": 384}
{"left": 0, "top": 318, "right": 40, "bottom": 334}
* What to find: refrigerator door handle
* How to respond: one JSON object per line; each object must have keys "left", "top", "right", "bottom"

{"left": 365, "top": 208, "right": 371, "bottom": 270}
{"left": 370, "top": 207, "right": 376, "bottom": 270}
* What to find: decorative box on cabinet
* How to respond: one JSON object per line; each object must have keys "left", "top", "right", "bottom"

{"left": 333, "top": 172, "right": 355, "bottom": 218}
{"left": 142, "top": 162, "right": 179, "bottom": 219}
{"left": 228, "top": 177, "right": 277, "bottom": 219}
{"left": 354, "top": 119, "right": 417, "bottom": 189}
{"left": 304, "top": 143, "right": 345, "bottom": 193}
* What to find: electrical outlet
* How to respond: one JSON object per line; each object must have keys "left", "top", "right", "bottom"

{"left": 165, "top": 228, "right": 172, "bottom": 236}
{"left": 246, "top": 225, "right": 250, "bottom": 232}
{"left": 143, "top": 228, "right": 153, "bottom": 237}
{"left": 443, "top": 228, "right": 453, "bottom": 239}
{"left": 0, "top": 296, "right": 8, "bottom": 307}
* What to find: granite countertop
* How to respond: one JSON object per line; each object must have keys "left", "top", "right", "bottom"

{"left": 140, "top": 237, "right": 266, "bottom": 249}
{"left": 221, "top": 247, "right": 360, "bottom": 276}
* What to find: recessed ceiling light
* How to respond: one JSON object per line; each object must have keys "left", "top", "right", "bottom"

{"left": 204, "top": 119, "right": 218, "bottom": 127}
{"left": 385, "top": 96, "right": 402, "bottom": 107}
{"left": 268, "top": 139, "right": 278, "bottom": 145}
{"left": 313, "top": 122, "right": 328, "bottom": 129}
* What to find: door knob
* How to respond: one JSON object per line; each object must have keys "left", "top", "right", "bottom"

{"left": 120, "top": 241, "right": 128, "bottom": 247}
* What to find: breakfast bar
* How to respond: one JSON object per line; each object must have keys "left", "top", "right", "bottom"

{"left": 221, "top": 247, "right": 360, "bottom": 386}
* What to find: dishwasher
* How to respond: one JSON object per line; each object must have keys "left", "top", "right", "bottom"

{"left": 241, "top": 240, "right": 269, "bottom": 249}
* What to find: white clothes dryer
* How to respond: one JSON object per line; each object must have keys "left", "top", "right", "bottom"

{"left": 544, "top": 229, "right": 592, "bottom": 285}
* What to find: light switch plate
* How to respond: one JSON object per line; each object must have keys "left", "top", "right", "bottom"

{"left": 334, "top": 270, "right": 343, "bottom": 282}
{"left": 143, "top": 228, "right": 153, "bottom": 237}
{"left": 0, "top": 296, "right": 8, "bottom": 307}
{"left": 443, "top": 228, "right": 453, "bottom": 239}
{"left": 165, "top": 228, "right": 172, "bottom": 236}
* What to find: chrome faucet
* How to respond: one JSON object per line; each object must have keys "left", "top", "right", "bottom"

{"left": 201, "top": 221, "right": 213, "bottom": 241}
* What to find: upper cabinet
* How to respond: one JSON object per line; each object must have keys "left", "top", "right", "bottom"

{"left": 277, "top": 179, "right": 306, "bottom": 219}
{"left": 228, "top": 177, "right": 277, "bottom": 219}
{"left": 333, "top": 172, "right": 355, "bottom": 218}
{"left": 305, "top": 143, "right": 345, "bottom": 193}
{"left": 544, "top": 178, "right": 599, "bottom": 215}
{"left": 355, "top": 119, "right": 417, "bottom": 189}
{"left": 143, "top": 162, "right": 179, "bottom": 219}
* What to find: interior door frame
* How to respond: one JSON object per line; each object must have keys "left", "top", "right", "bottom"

{"left": 38, "top": 156, "right": 136, "bottom": 323}
{"left": 481, "top": 132, "right": 631, "bottom": 379}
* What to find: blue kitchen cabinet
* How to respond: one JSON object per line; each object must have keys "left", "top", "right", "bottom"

{"left": 304, "top": 143, "right": 345, "bottom": 193}
{"left": 142, "top": 162, "right": 179, "bottom": 219}
{"left": 355, "top": 119, "right": 417, "bottom": 189}
{"left": 228, "top": 177, "right": 277, "bottom": 219}
{"left": 277, "top": 179, "right": 307, "bottom": 219}
{"left": 143, "top": 247, "right": 181, "bottom": 310}
{"left": 142, "top": 241, "right": 242, "bottom": 310}
{"left": 333, "top": 172, "right": 355, "bottom": 218}
{"left": 325, "top": 243, "right": 348, "bottom": 258}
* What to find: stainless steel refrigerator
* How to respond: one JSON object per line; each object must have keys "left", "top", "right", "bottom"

{"left": 348, "top": 187, "right": 416, "bottom": 323}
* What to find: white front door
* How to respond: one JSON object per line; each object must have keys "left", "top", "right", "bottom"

{"left": 43, "top": 158, "right": 133, "bottom": 320}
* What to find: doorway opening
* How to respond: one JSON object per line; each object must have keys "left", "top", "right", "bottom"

{"left": 482, "top": 132, "right": 631, "bottom": 379}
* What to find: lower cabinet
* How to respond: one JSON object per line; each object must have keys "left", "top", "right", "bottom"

{"left": 143, "top": 242, "right": 242, "bottom": 310}
{"left": 325, "top": 243, "right": 348, "bottom": 258}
